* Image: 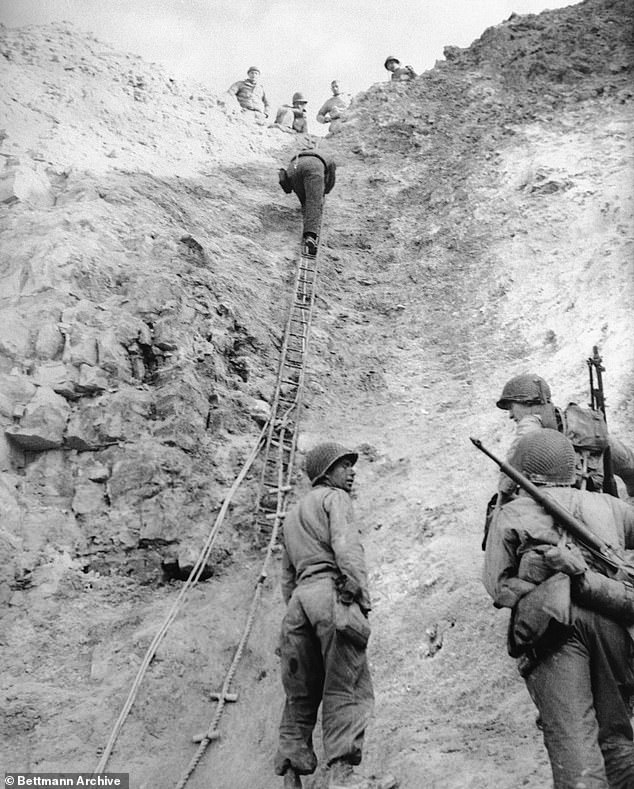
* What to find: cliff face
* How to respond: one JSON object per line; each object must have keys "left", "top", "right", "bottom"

{"left": 0, "top": 21, "right": 298, "bottom": 590}
{"left": 1, "top": 1, "right": 633, "bottom": 787}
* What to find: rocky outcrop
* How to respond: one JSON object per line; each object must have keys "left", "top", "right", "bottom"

{"left": 448, "top": 0, "right": 633, "bottom": 101}
{"left": 1, "top": 1, "right": 633, "bottom": 786}
{"left": 0, "top": 21, "right": 294, "bottom": 595}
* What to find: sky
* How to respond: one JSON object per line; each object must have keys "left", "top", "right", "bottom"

{"left": 0, "top": 0, "right": 577, "bottom": 129}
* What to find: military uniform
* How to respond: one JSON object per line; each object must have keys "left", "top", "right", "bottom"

{"left": 484, "top": 430, "right": 634, "bottom": 788}
{"left": 273, "top": 106, "right": 308, "bottom": 133}
{"left": 316, "top": 94, "right": 351, "bottom": 125}
{"left": 383, "top": 56, "right": 417, "bottom": 81}
{"left": 274, "top": 443, "right": 374, "bottom": 789}
{"left": 389, "top": 65, "right": 417, "bottom": 81}
{"left": 496, "top": 374, "right": 634, "bottom": 499}
{"left": 227, "top": 74, "right": 269, "bottom": 118}
{"left": 279, "top": 150, "right": 336, "bottom": 255}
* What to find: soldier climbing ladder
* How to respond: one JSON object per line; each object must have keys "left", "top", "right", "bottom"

{"left": 94, "top": 219, "right": 324, "bottom": 788}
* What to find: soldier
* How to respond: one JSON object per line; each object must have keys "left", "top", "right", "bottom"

{"left": 483, "top": 429, "right": 634, "bottom": 788}
{"left": 271, "top": 92, "right": 309, "bottom": 134}
{"left": 495, "top": 373, "right": 634, "bottom": 500}
{"left": 316, "top": 80, "right": 352, "bottom": 130}
{"left": 278, "top": 147, "right": 336, "bottom": 256}
{"left": 226, "top": 66, "right": 270, "bottom": 121}
{"left": 383, "top": 56, "right": 417, "bottom": 82}
{"left": 274, "top": 442, "right": 375, "bottom": 789}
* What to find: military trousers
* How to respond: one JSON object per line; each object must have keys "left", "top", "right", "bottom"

{"left": 525, "top": 606, "right": 634, "bottom": 788}
{"left": 274, "top": 577, "right": 374, "bottom": 776}
{"left": 290, "top": 156, "right": 325, "bottom": 237}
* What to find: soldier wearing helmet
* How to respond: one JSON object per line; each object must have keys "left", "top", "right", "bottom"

{"left": 274, "top": 441, "right": 375, "bottom": 789}
{"left": 496, "top": 373, "right": 554, "bottom": 417}
{"left": 271, "top": 91, "right": 309, "bottom": 134}
{"left": 483, "top": 428, "right": 634, "bottom": 787}
{"left": 496, "top": 373, "right": 634, "bottom": 499}
{"left": 383, "top": 55, "right": 417, "bottom": 81}
{"left": 226, "top": 66, "right": 270, "bottom": 121}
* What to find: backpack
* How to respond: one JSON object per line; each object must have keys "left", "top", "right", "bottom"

{"left": 563, "top": 402, "right": 609, "bottom": 452}
{"left": 562, "top": 402, "right": 617, "bottom": 495}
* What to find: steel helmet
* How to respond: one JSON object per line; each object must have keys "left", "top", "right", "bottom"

{"left": 292, "top": 91, "right": 308, "bottom": 104}
{"left": 512, "top": 428, "right": 577, "bottom": 486}
{"left": 496, "top": 374, "right": 552, "bottom": 410}
{"left": 305, "top": 442, "right": 358, "bottom": 485}
{"left": 247, "top": 66, "right": 260, "bottom": 74}
{"left": 384, "top": 56, "right": 400, "bottom": 69}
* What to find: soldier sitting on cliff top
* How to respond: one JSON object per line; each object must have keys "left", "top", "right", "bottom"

{"left": 316, "top": 81, "right": 352, "bottom": 131}
{"left": 271, "top": 92, "right": 309, "bottom": 134}
{"left": 383, "top": 55, "right": 417, "bottom": 81}
{"left": 226, "top": 66, "right": 270, "bottom": 122}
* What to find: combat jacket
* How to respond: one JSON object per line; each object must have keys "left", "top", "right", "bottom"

{"left": 274, "top": 104, "right": 308, "bottom": 133}
{"left": 483, "top": 487, "right": 634, "bottom": 610}
{"left": 316, "top": 94, "right": 351, "bottom": 123}
{"left": 390, "top": 65, "right": 417, "bottom": 81}
{"left": 227, "top": 79, "right": 269, "bottom": 114}
{"left": 281, "top": 483, "right": 370, "bottom": 611}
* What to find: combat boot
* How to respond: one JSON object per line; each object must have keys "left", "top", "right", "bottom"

{"left": 302, "top": 234, "right": 318, "bottom": 256}
{"left": 328, "top": 760, "right": 372, "bottom": 789}
{"left": 283, "top": 766, "right": 302, "bottom": 788}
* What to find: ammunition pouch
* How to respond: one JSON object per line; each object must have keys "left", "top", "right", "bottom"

{"left": 571, "top": 569, "right": 634, "bottom": 624}
{"left": 334, "top": 598, "right": 371, "bottom": 649}
{"left": 278, "top": 167, "right": 293, "bottom": 193}
{"left": 508, "top": 572, "right": 572, "bottom": 659}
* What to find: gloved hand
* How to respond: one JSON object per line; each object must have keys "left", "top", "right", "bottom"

{"left": 543, "top": 542, "right": 588, "bottom": 576}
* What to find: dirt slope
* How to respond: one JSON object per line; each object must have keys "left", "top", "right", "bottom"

{"left": 1, "top": 1, "right": 633, "bottom": 787}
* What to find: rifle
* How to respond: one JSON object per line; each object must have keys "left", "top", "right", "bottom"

{"left": 586, "top": 346, "right": 618, "bottom": 496}
{"left": 587, "top": 345, "right": 606, "bottom": 422}
{"left": 470, "top": 436, "right": 634, "bottom": 583}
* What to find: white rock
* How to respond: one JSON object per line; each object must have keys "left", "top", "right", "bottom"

{"left": 34, "top": 323, "right": 65, "bottom": 360}
{"left": 12, "top": 163, "right": 55, "bottom": 208}
{"left": 72, "top": 481, "right": 105, "bottom": 515}
{"left": 5, "top": 385, "right": 71, "bottom": 450}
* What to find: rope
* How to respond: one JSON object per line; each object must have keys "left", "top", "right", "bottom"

{"left": 174, "top": 428, "right": 294, "bottom": 788}
{"left": 94, "top": 423, "right": 267, "bottom": 774}
{"left": 96, "top": 196, "right": 322, "bottom": 785}
{"left": 173, "top": 231, "right": 320, "bottom": 789}
{"left": 174, "top": 532, "right": 278, "bottom": 788}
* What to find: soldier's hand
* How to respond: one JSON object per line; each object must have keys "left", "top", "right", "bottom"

{"left": 543, "top": 543, "right": 588, "bottom": 576}
{"left": 335, "top": 574, "right": 360, "bottom": 604}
